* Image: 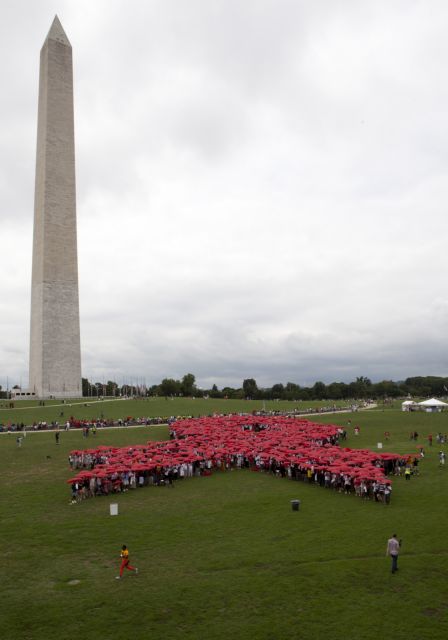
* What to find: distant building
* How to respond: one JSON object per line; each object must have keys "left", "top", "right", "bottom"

{"left": 11, "top": 389, "right": 37, "bottom": 399}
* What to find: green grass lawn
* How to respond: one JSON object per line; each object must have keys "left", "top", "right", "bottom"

{"left": 0, "top": 397, "right": 349, "bottom": 427}
{"left": 1, "top": 411, "right": 447, "bottom": 640}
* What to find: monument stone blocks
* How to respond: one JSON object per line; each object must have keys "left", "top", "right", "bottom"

{"left": 29, "top": 16, "right": 82, "bottom": 398}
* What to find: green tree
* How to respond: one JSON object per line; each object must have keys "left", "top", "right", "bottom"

{"left": 159, "top": 378, "right": 181, "bottom": 396}
{"left": 222, "top": 387, "right": 244, "bottom": 399}
{"left": 82, "top": 377, "right": 89, "bottom": 396}
{"left": 327, "top": 382, "right": 349, "bottom": 400}
{"left": 372, "top": 380, "right": 401, "bottom": 398}
{"left": 312, "top": 381, "right": 327, "bottom": 400}
{"left": 271, "top": 383, "right": 285, "bottom": 399}
{"left": 106, "top": 380, "right": 118, "bottom": 396}
{"left": 243, "top": 378, "right": 258, "bottom": 399}
{"left": 94, "top": 382, "right": 103, "bottom": 396}
{"left": 209, "top": 384, "right": 222, "bottom": 398}
{"left": 349, "top": 376, "right": 372, "bottom": 398}
{"left": 284, "top": 382, "right": 301, "bottom": 400}
{"left": 181, "top": 373, "right": 196, "bottom": 397}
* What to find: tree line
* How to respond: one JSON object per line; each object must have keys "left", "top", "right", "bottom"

{"left": 79, "top": 374, "right": 448, "bottom": 401}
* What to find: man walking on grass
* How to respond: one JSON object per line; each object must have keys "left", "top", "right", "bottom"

{"left": 386, "top": 534, "right": 401, "bottom": 574}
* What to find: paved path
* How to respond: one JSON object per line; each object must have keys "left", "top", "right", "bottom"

{"left": 0, "top": 397, "right": 132, "bottom": 412}
{"left": 0, "top": 404, "right": 378, "bottom": 435}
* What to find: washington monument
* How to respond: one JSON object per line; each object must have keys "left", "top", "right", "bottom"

{"left": 29, "top": 16, "right": 82, "bottom": 398}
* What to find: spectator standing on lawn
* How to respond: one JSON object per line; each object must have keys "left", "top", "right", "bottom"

{"left": 386, "top": 534, "right": 401, "bottom": 574}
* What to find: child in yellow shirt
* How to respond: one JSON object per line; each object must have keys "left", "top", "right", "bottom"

{"left": 116, "top": 545, "right": 138, "bottom": 579}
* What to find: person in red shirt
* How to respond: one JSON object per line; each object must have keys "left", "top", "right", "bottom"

{"left": 116, "top": 545, "right": 138, "bottom": 579}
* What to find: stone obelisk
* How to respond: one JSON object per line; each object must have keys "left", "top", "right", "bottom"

{"left": 29, "top": 16, "right": 82, "bottom": 398}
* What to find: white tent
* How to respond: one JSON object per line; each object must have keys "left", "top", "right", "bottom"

{"left": 401, "top": 400, "right": 417, "bottom": 412}
{"left": 417, "top": 398, "right": 448, "bottom": 412}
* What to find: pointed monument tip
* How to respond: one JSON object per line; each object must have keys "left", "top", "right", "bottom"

{"left": 45, "top": 15, "right": 71, "bottom": 47}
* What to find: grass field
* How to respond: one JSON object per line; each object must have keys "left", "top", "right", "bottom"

{"left": 0, "top": 397, "right": 350, "bottom": 427}
{"left": 1, "top": 408, "right": 447, "bottom": 640}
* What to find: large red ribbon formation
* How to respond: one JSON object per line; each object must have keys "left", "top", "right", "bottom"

{"left": 68, "top": 415, "right": 404, "bottom": 487}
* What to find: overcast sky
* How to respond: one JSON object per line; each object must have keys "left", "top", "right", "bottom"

{"left": 1, "top": 0, "right": 448, "bottom": 389}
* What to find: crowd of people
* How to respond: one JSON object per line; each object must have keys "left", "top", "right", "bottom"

{"left": 67, "top": 415, "right": 409, "bottom": 503}
{"left": 1, "top": 404, "right": 354, "bottom": 433}
{"left": 0, "top": 415, "right": 180, "bottom": 432}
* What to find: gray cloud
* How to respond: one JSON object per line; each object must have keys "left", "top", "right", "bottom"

{"left": 1, "top": 0, "right": 448, "bottom": 389}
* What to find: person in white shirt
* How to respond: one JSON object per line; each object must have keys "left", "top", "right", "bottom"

{"left": 386, "top": 534, "right": 401, "bottom": 573}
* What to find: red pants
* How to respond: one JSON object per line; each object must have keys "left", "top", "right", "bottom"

{"left": 119, "top": 559, "right": 135, "bottom": 576}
